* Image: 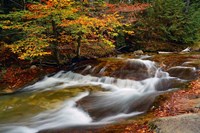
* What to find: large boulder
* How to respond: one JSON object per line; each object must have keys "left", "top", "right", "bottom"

{"left": 149, "top": 113, "right": 200, "bottom": 133}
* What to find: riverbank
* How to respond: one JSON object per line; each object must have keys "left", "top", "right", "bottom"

{"left": 0, "top": 65, "right": 60, "bottom": 94}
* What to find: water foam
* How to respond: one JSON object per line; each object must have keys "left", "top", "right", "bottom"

{"left": 0, "top": 92, "right": 92, "bottom": 133}
{"left": 0, "top": 59, "right": 189, "bottom": 132}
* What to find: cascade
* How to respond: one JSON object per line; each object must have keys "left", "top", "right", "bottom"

{"left": 0, "top": 56, "right": 197, "bottom": 133}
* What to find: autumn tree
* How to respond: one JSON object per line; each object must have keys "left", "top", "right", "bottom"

{"left": 59, "top": 14, "right": 128, "bottom": 58}
{"left": 0, "top": 0, "right": 75, "bottom": 63}
{"left": 0, "top": 0, "right": 133, "bottom": 65}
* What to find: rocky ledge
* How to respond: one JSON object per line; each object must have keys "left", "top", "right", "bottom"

{"left": 148, "top": 77, "right": 200, "bottom": 133}
{"left": 149, "top": 113, "right": 200, "bottom": 133}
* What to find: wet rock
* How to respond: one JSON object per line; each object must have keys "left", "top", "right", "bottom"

{"left": 30, "top": 65, "right": 37, "bottom": 69}
{"left": 149, "top": 113, "right": 200, "bottom": 133}
{"left": 182, "top": 61, "right": 200, "bottom": 70}
{"left": 134, "top": 50, "right": 144, "bottom": 55}
{"left": 181, "top": 47, "right": 191, "bottom": 53}
{"left": 77, "top": 92, "right": 157, "bottom": 121}
{"left": 167, "top": 66, "right": 197, "bottom": 80}
{"left": 157, "top": 51, "right": 175, "bottom": 54}
{"left": 154, "top": 78, "right": 185, "bottom": 91}
{"left": 111, "top": 59, "right": 157, "bottom": 80}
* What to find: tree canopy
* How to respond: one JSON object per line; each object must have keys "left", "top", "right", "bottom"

{"left": 0, "top": 0, "right": 199, "bottom": 66}
{"left": 0, "top": 0, "right": 134, "bottom": 64}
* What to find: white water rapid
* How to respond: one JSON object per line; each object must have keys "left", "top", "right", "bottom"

{"left": 0, "top": 58, "right": 194, "bottom": 133}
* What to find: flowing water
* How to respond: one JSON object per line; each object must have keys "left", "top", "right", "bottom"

{"left": 0, "top": 53, "right": 199, "bottom": 133}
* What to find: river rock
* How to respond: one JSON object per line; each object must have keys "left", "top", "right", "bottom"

{"left": 157, "top": 51, "right": 175, "bottom": 54}
{"left": 77, "top": 92, "right": 157, "bottom": 121}
{"left": 167, "top": 66, "right": 197, "bottom": 80}
{"left": 181, "top": 47, "right": 191, "bottom": 53}
{"left": 149, "top": 113, "right": 200, "bottom": 133}
{"left": 30, "top": 65, "right": 37, "bottom": 69}
{"left": 134, "top": 50, "right": 144, "bottom": 55}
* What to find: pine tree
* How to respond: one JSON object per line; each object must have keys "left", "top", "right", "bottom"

{"left": 134, "top": 0, "right": 200, "bottom": 44}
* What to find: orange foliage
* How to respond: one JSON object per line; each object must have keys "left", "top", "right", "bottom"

{"left": 2, "top": 66, "right": 58, "bottom": 91}
{"left": 106, "top": 3, "right": 150, "bottom": 23}
{"left": 3, "top": 67, "right": 39, "bottom": 89}
{"left": 26, "top": 0, "right": 73, "bottom": 12}
{"left": 123, "top": 124, "right": 153, "bottom": 133}
{"left": 26, "top": 3, "right": 51, "bottom": 12}
{"left": 154, "top": 78, "right": 200, "bottom": 117}
{"left": 46, "top": 0, "right": 73, "bottom": 7}
{"left": 96, "top": 121, "right": 153, "bottom": 133}
{"left": 106, "top": 3, "right": 150, "bottom": 13}
{"left": 61, "top": 15, "right": 121, "bottom": 28}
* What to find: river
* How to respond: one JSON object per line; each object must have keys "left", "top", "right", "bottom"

{"left": 0, "top": 53, "right": 199, "bottom": 133}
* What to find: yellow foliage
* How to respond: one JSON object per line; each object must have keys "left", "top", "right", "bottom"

{"left": 49, "top": 0, "right": 74, "bottom": 8}
{"left": 5, "top": 38, "right": 51, "bottom": 60}
{"left": 61, "top": 15, "right": 122, "bottom": 29}
{"left": 1, "top": 1, "right": 134, "bottom": 61}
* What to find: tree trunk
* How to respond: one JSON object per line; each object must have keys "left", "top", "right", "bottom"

{"left": 3, "top": 0, "right": 10, "bottom": 13}
{"left": 76, "top": 35, "right": 81, "bottom": 59}
{"left": 185, "top": 0, "right": 190, "bottom": 13}
{"left": 51, "top": 20, "right": 62, "bottom": 65}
